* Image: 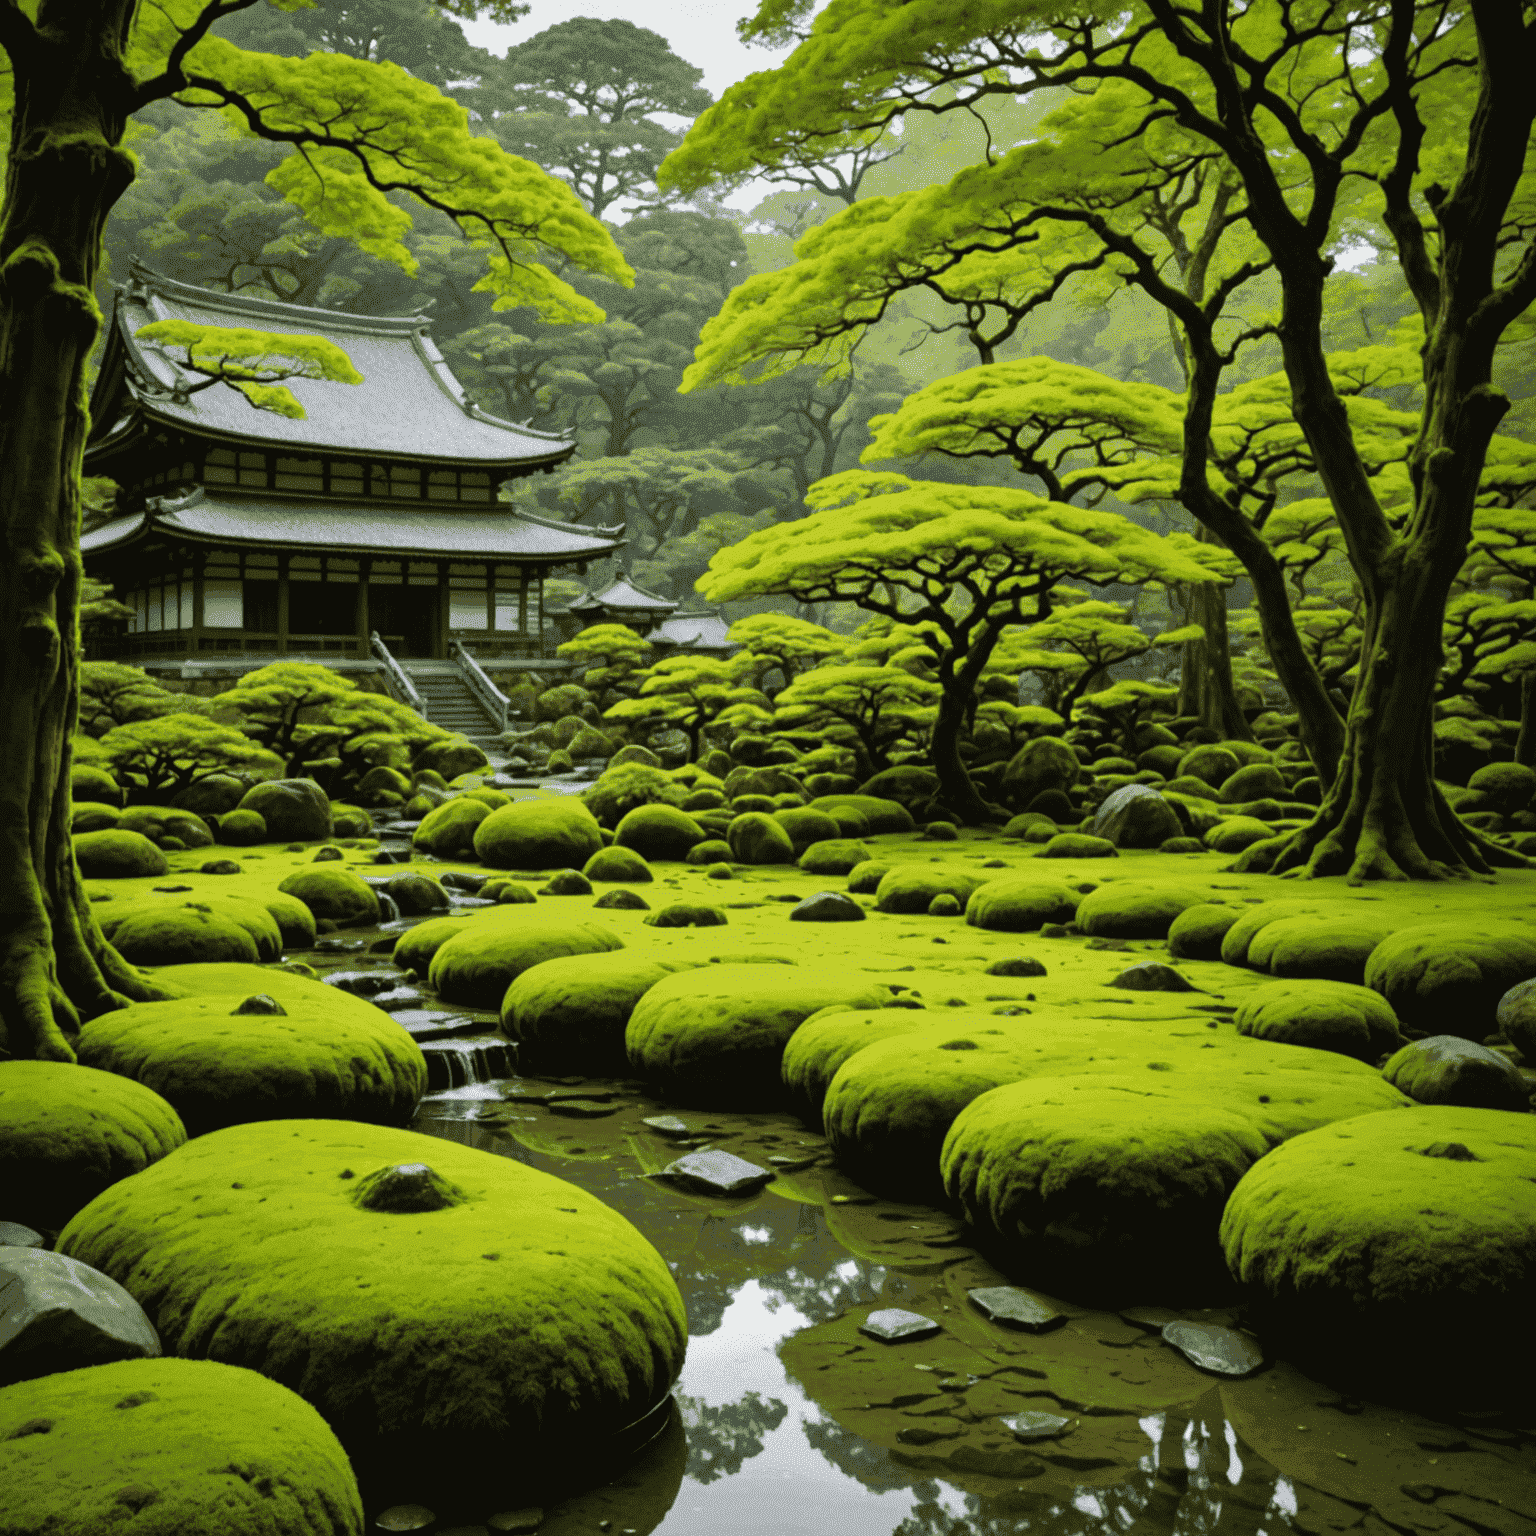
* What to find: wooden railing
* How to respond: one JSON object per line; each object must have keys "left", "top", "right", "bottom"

{"left": 371, "top": 630, "right": 426, "bottom": 718}
{"left": 449, "top": 638, "right": 510, "bottom": 735}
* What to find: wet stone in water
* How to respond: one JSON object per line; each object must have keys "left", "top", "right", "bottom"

{"left": 324, "top": 970, "right": 405, "bottom": 998}
{"left": 789, "top": 891, "right": 866, "bottom": 922}
{"left": 0, "top": 1223, "right": 44, "bottom": 1248}
{"left": 369, "top": 986, "right": 430, "bottom": 1013}
{"left": 1161, "top": 1320, "right": 1265, "bottom": 1377}
{"left": 315, "top": 937, "right": 369, "bottom": 953}
{"left": 985, "top": 956, "right": 1047, "bottom": 977}
{"left": 661, "top": 1149, "right": 775, "bottom": 1195}
{"left": 859, "top": 1308, "right": 942, "bottom": 1343}
{"left": 967, "top": 1285, "right": 1066, "bottom": 1333}
{"left": 642, "top": 1114, "right": 693, "bottom": 1137}
{"left": 488, "top": 1511, "right": 545, "bottom": 1533}
{"left": 546, "top": 1099, "right": 620, "bottom": 1118}
{"left": 1109, "top": 961, "right": 1196, "bottom": 991}
{"left": 374, "top": 1506, "right": 436, "bottom": 1532}
{"left": 1001, "top": 1410, "right": 1073, "bottom": 1442}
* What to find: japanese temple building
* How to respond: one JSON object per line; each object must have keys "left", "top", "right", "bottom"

{"left": 563, "top": 569, "right": 678, "bottom": 639}
{"left": 80, "top": 262, "right": 623, "bottom": 676}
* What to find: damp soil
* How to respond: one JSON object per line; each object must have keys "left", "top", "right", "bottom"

{"left": 114, "top": 821, "right": 1536, "bottom": 1536}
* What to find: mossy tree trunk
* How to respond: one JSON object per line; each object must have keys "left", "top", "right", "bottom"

{"left": 0, "top": 4, "right": 172, "bottom": 1061}
{"left": 1177, "top": 571, "right": 1255, "bottom": 743}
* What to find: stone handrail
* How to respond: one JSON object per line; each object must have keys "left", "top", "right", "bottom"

{"left": 449, "top": 639, "right": 509, "bottom": 735}
{"left": 370, "top": 631, "right": 426, "bottom": 718}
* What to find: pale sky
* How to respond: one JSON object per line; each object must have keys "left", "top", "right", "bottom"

{"left": 458, "top": 2, "right": 808, "bottom": 215}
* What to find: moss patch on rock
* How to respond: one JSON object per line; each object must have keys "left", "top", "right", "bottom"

{"left": 429, "top": 918, "right": 624, "bottom": 1009}
{"left": 73, "top": 830, "right": 168, "bottom": 879}
{"left": 475, "top": 798, "right": 605, "bottom": 869}
{"left": 1234, "top": 980, "right": 1402, "bottom": 1063}
{"left": 1363, "top": 921, "right": 1536, "bottom": 1041}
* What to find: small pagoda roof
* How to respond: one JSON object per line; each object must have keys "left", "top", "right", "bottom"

{"left": 568, "top": 569, "right": 678, "bottom": 615}
{"left": 87, "top": 261, "right": 577, "bottom": 469}
{"left": 645, "top": 607, "right": 737, "bottom": 653}
{"left": 79, "top": 486, "right": 623, "bottom": 566}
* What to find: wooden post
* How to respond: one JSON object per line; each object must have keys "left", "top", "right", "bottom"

{"left": 276, "top": 553, "right": 290, "bottom": 655}
{"left": 356, "top": 558, "right": 371, "bottom": 659}
{"left": 434, "top": 561, "right": 447, "bottom": 659}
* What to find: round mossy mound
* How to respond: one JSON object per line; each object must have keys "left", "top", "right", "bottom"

{"left": 624, "top": 964, "right": 891, "bottom": 1109}
{"left": 1167, "top": 903, "right": 1240, "bottom": 960}
{"left": 1363, "top": 921, "right": 1536, "bottom": 1041}
{"left": 1203, "top": 817, "right": 1275, "bottom": 853}
{"left": 215, "top": 808, "right": 267, "bottom": 846}
{"left": 1234, "top": 980, "right": 1402, "bottom": 1063}
{"left": 1034, "top": 833, "right": 1118, "bottom": 859}
{"left": 807, "top": 795, "right": 915, "bottom": 835}
{"left": 70, "top": 802, "right": 121, "bottom": 834}
{"left": 583, "top": 844, "right": 654, "bottom": 883}
{"left": 474, "top": 798, "right": 605, "bottom": 869}
{"left": 73, "top": 830, "right": 168, "bottom": 879}
{"left": 1219, "top": 900, "right": 1349, "bottom": 967}
{"left": 1219, "top": 1106, "right": 1536, "bottom": 1404}
{"left": 412, "top": 797, "right": 491, "bottom": 857}
{"left": 962, "top": 876, "right": 1078, "bottom": 933}
{"left": 1380, "top": 1035, "right": 1532, "bottom": 1111}
{"left": 117, "top": 807, "right": 215, "bottom": 850}
{"left": 429, "top": 919, "right": 624, "bottom": 1009}
{"left": 502, "top": 952, "right": 699, "bottom": 1075}
{"left": 1177, "top": 744, "right": 1240, "bottom": 788}
{"left": 823, "top": 1016, "right": 1408, "bottom": 1207}
{"left": 389, "top": 912, "right": 485, "bottom": 973}
{"left": 1243, "top": 912, "right": 1398, "bottom": 986}
{"left": 797, "top": 839, "right": 871, "bottom": 877}
{"left": 277, "top": 867, "right": 380, "bottom": 926}
{"left": 613, "top": 804, "right": 706, "bottom": 862}
{"left": 75, "top": 987, "right": 427, "bottom": 1138}
{"left": 873, "top": 865, "right": 993, "bottom": 916}
{"left": 683, "top": 839, "right": 733, "bottom": 867}
{"left": 856, "top": 765, "right": 940, "bottom": 808}
{"left": 56, "top": 1121, "right": 688, "bottom": 1493}
{"left": 101, "top": 903, "right": 262, "bottom": 967}
{"left": 0, "top": 1356, "right": 364, "bottom": 1536}
{"left": 1218, "top": 763, "right": 1287, "bottom": 803}
{"left": 71, "top": 763, "right": 122, "bottom": 805}
{"left": 237, "top": 778, "right": 332, "bottom": 842}
{"left": 771, "top": 807, "right": 842, "bottom": 856}
{"left": 845, "top": 860, "right": 892, "bottom": 895}
{"left": 1073, "top": 880, "right": 1211, "bottom": 940}
{"left": 725, "top": 812, "right": 796, "bottom": 865}
{"left": 779, "top": 1008, "right": 931, "bottom": 1124}
{"left": 0, "top": 1062, "right": 185, "bottom": 1234}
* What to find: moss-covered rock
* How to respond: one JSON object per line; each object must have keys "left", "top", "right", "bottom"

{"left": 1203, "top": 816, "right": 1275, "bottom": 853}
{"left": 75, "top": 977, "right": 425, "bottom": 1137}
{"left": 942, "top": 1065, "right": 1407, "bottom": 1301}
{"left": 1380, "top": 1035, "right": 1531, "bottom": 1111}
{"left": 1163, "top": 774, "right": 1223, "bottom": 803}
{"left": 169, "top": 775, "right": 249, "bottom": 818}
{"left": 237, "top": 778, "right": 332, "bottom": 843}
{"left": 1090, "top": 784, "right": 1181, "bottom": 848}
{"left": 643, "top": 903, "right": 728, "bottom": 928}
{"left": 726, "top": 811, "right": 797, "bottom": 865}
{"left": 429, "top": 919, "right": 623, "bottom": 1009}
{"left": 614, "top": 803, "right": 706, "bottom": 862}
{"left": 1243, "top": 912, "right": 1398, "bottom": 986}
{"left": 1034, "top": 833, "right": 1118, "bottom": 859}
{"left": 56, "top": 1120, "right": 688, "bottom": 1483}
{"left": 501, "top": 952, "right": 698, "bottom": 1076}
{"left": 873, "top": 865, "right": 993, "bottom": 916}
{"left": 580, "top": 763, "right": 691, "bottom": 828}
{"left": 677, "top": 839, "right": 729, "bottom": 867}
{"left": 1234, "top": 980, "right": 1402, "bottom": 1063}
{"left": 856, "top": 765, "right": 941, "bottom": 808}
{"left": 609, "top": 743, "right": 662, "bottom": 769}
{"left": 69, "top": 801, "right": 121, "bottom": 834}
{"left": 1363, "top": 921, "right": 1536, "bottom": 1041}
{"left": 1466, "top": 760, "right": 1536, "bottom": 816}
{"left": 1167, "top": 903, "right": 1241, "bottom": 960}
{"left": 474, "top": 798, "right": 605, "bottom": 870}
{"left": 770, "top": 806, "right": 842, "bottom": 857}
{"left": 807, "top": 795, "right": 915, "bottom": 835}
{"left": 721, "top": 765, "right": 803, "bottom": 801}
{"left": 1023, "top": 787, "right": 1076, "bottom": 822}
{"left": 681, "top": 787, "right": 727, "bottom": 813}
{"left": 1177, "top": 744, "right": 1241, "bottom": 788}
{"left": 412, "top": 737, "right": 490, "bottom": 780}
{"left": 72, "top": 829, "right": 168, "bottom": 879}
{"left": 214, "top": 807, "right": 267, "bottom": 846}
{"left": 796, "top": 839, "right": 870, "bottom": 877}
{"left": 962, "top": 876, "right": 1078, "bottom": 933}
{"left": 103, "top": 896, "right": 281, "bottom": 966}
{"left": 846, "top": 859, "right": 892, "bottom": 895}
{"left": 328, "top": 803, "right": 374, "bottom": 838}
{"left": 277, "top": 867, "right": 381, "bottom": 926}
{"left": 0, "top": 1357, "right": 364, "bottom": 1536}
{"left": 582, "top": 844, "right": 654, "bottom": 883}
{"left": 999, "top": 737, "right": 1080, "bottom": 808}
{"left": 388, "top": 912, "right": 483, "bottom": 974}
{"left": 70, "top": 763, "right": 121, "bottom": 806}
{"left": 1219, "top": 763, "right": 1287, "bottom": 803}
{"left": 780, "top": 1009, "right": 930, "bottom": 1124}
{"left": 1219, "top": 1107, "right": 1536, "bottom": 1402}
{"left": 0, "top": 1062, "right": 186, "bottom": 1234}
{"left": 1073, "top": 881, "right": 1211, "bottom": 940}
{"left": 412, "top": 796, "right": 492, "bottom": 858}
{"left": 357, "top": 765, "right": 413, "bottom": 800}
{"left": 624, "top": 965, "right": 891, "bottom": 1108}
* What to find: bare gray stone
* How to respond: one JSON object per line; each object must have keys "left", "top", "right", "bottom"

{"left": 1382, "top": 1034, "right": 1530, "bottom": 1111}
{"left": 967, "top": 1286, "right": 1066, "bottom": 1333}
{"left": 859, "top": 1308, "right": 942, "bottom": 1343}
{"left": 1161, "top": 1320, "right": 1265, "bottom": 1377}
{"left": 1001, "top": 1410, "right": 1073, "bottom": 1441}
{"left": 642, "top": 1115, "right": 693, "bottom": 1137}
{"left": 1092, "top": 784, "right": 1182, "bottom": 849}
{"left": 661, "top": 1149, "right": 775, "bottom": 1195}
{"left": 789, "top": 891, "right": 866, "bottom": 922}
{"left": 0, "top": 1224, "right": 44, "bottom": 1249}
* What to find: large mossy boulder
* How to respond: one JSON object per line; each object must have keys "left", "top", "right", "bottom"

{"left": 1203, "top": 816, "right": 1276, "bottom": 853}
{"left": 56, "top": 1120, "right": 688, "bottom": 1494}
{"left": 215, "top": 808, "right": 267, "bottom": 846}
{"left": 1242, "top": 911, "right": 1398, "bottom": 986}
{"left": 1363, "top": 921, "right": 1536, "bottom": 1041}
{"left": 69, "top": 801, "right": 121, "bottom": 834}
{"left": 0, "top": 1062, "right": 186, "bottom": 1234}
{"left": 780, "top": 1009, "right": 931, "bottom": 1125}
{"left": 624, "top": 965, "right": 891, "bottom": 1109}
{"left": 117, "top": 806, "right": 215, "bottom": 850}
{"left": 412, "top": 736, "right": 490, "bottom": 780}
{"left": 583, "top": 844, "right": 654, "bottom": 883}
{"left": 236, "top": 778, "right": 332, "bottom": 843}
{"left": 412, "top": 796, "right": 492, "bottom": 857}
{"left": 1177, "top": 744, "right": 1241, "bottom": 788}
{"left": 726, "top": 811, "right": 796, "bottom": 865}
{"left": 1090, "top": 784, "right": 1182, "bottom": 849}
{"left": 0, "top": 1357, "right": 364, "bottom": 1536}
{"left": 807, "top": 794, "right": 915, "bottom": 835}
{"left": 474, "top": 798, "right": 605, "bottom": 869}
{"left": 1167, "top": 902, "right": 1241, "bottom": 960}
{"left": 72, "top": 829, "right": 168, "bottom": 880}
{"left": 1234, "top": 980, "right": 1402, "bottom": 1063}
{"left": 580, "top": 762, "right": 690, "bottom": 827}
{"left": 962, "top": 875, "right": 1078, "bottom": 932}
{"left": 277, "top": 867, "right": 381, "bottom": 926}
{"left": 873, "top": 865, "right": 993, "bottom": 916}
{"left": 100, "top": 900, "right": 267, "bottom": 967}
{"left": 1466, "top": 760, "right": 1536, "bottom": 816}
{"left": 74, "top": 984, "right": 427, "bottom": 1138}
{"left": 772, "top": 806, "right": 842, "bottom": 856}
{"left": 856, "top": 765, "right": 940, "bottom": 809}
{"left": 70, "top": 763, "right": 122, "bottom": 806}
{"left": 1073, "top": 880, "right": 1211, "bottom": 940}
{"left": 169, "top": 774, "right": 249, "bottom": 818}
{"left": 1034, "top": 833, "right": 1117, "bottom": 859}
{"left": 614, "top": 803, "right": 706, "bottom": 862}
{"left": 999, "top": 737, "right": 1079, "bottom": 808}
{"left": 1380, "top": 1035, "right": 1531, "bottom": 1111}
{"left": 502, "top": 951, "right": 699, "bottom": 1075}
{"left": 941, "top": 1063, "right": 1408, "bottom": 1301}
{"left": 1218, "top": 762, "right": 1287, "bottom": 803}
{"left": 1219, "top": 1106, "right": 1536, "bottom": 1403}
{"left": 429, "top": 919, "right": 623, "bottom": 1009}
{"left": 797, "top": 839, "right": 870, "bottom": 877}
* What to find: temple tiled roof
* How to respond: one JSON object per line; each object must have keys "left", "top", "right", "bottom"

{"left": 568, "top": 569, "right": 678, "bottom": 614}
{"left": 645, "top": 608, "right": 737, "bottom": 653}
{"left": 80, "top": 486, "right": 622, "bottom": 565}
{"left": 87, "top": 261, "right": 576, "bottom": 468}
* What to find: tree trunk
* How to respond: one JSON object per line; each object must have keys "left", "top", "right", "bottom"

{"left": 929, "top": 685, "right": 996, "bottom": 823}
{"left": 1269, "top": 550, "right": 1523, "bottom": 882}
{"left": 0, "top": 11, "right": 172, "bottom": 1061}
{"left": 1517, "top": 674, "right": 1536, "bottom": 770}
{"left": 1177, "top": 575, "right": 1255, "bottom": 742}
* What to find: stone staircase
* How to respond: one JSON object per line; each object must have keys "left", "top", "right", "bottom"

{"left": 401, "top": 663, "right": 504, "bottom": 749}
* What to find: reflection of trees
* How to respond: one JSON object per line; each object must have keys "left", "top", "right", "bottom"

{"left": 676, "top": 1390, "right": 790, "bottom": 1484}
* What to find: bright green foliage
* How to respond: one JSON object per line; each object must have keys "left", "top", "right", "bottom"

{"left": 605, "top": 655, "right": 765, "bottom": 760}
{"left": 212, "top": 662, "right": 360, "bottom": 767}
{"left": 771, "top": 665, "right": 941, "bottom": 777}
{"left": 557, "top": 624, "right": 654, "bottom": 707}
{"left": 78, "top": 663, "right": 209, "bottom": 739}
{"left": 1075, "top": 680, "right": 1182, "bottom": 753}
{"left": 98, "top": 714, "right": 283, "bottom": 799}
{"left": 726, "top": 613, "right": 847, "bottom": 692}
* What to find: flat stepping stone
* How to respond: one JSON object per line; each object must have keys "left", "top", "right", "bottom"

{"left": 1161, "top": 1319, "right": 1265, "bottom": 1377}
{"left": 369, "top": 986, "right": 430, "bottom": 1012}
{"left": 642, "top": 1114, "right": 694, "bottom": 1137}
{"left": 660, "top": 1149, "right": 775, "bottom": 1196}
{"left": 766, "top": 1154, "right": 820, "bottom": 1169}
{"left": 545, "top": 1099, "right": 619, "bottom": 1119}
{"left": 967, "top": 1285, "right": 1066, "bottom": 1333}
{"left": 1109, "top": 962, "right": 1196, "bottom": 992}
{"left": 376, "top": 1507, "right": 437, "bottom": 1532}
{"left": 858, "top": 1308, "right": 942, "bottom": 1343}
{"left": 1001, "top": 1410, "right": 1072, "bottom": 1441}
{"left": 0, "top": 1248, "right": 161, "bottom": 1380}
{"left": 390, "top": 1011, "right": 486, "bottom": 1042}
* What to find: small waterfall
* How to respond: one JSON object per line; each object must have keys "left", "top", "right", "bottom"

{"left": 375, "top": 891, "right": 401, "bottom": 923}
{"left": 420, "top": 1035, "right": 515, "bottom": 1090}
